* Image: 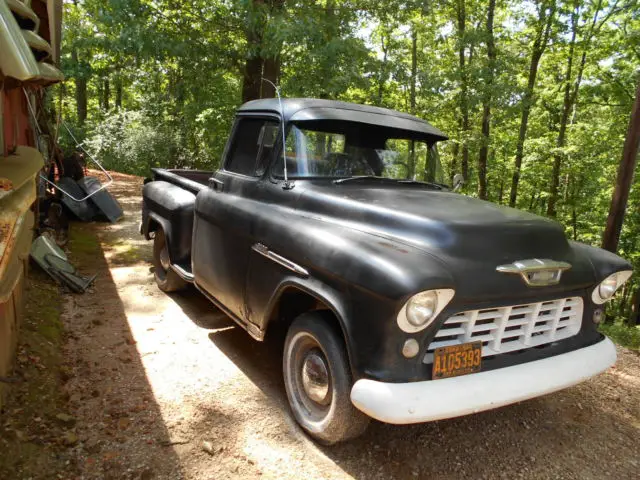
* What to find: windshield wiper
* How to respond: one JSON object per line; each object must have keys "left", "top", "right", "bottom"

{"left": 333, "top": 176, "right": 396, "bottom": 184}
{"left": 334, "top": 176, "right": 444, "bottom": 190}
{"left": 397, "top": 179, "right": 445, "bottom": 190}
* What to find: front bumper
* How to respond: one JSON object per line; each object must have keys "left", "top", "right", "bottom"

{"left": 350, "top": 337, "right": 616, "bottom": 424}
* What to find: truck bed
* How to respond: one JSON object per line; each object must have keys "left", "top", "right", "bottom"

{"left": 150, "top": 168, "right": 211, "bottom": 194}
{"left": 142, "top": 169, "right": 213, "bottom": 277}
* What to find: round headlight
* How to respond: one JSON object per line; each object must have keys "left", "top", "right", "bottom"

{"left": 397, "top": 289, "right": 455, "bottom": 333}
{"left": 592, "top": 270, "right": 632, "bottom": 305}
{"left": 598, "top": 276, "right": 619, "bottom": 300}
{"left": 406, "top": 291, "right": 438, "bottom": 327}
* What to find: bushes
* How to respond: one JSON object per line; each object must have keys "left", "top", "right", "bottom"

{"left": 75, "top": 111, "right": 192, "bottom": 177}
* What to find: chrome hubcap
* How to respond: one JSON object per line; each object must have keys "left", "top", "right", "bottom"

{"left": 160, "top": 245, "right": 170, "bottom": 271}
{"left": 301, "top": 349, "right": 330, "bottom": 404}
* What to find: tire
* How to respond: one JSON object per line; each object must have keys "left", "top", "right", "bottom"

{"left": 283, "top": 311, "right": 370, "bottom": 444}
{"left": 152, "top": 227, "right": 187, "bottom": 292}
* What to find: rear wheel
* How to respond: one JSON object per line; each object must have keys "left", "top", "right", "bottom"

{"left": 283, "top": 312, "right": 369, "bottom": 444}
{"left": 153, "top": 227, "right": 187, "bottom": 292}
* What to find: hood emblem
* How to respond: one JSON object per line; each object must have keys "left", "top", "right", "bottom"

{"left": 497, "top": 259, "right": 571, "bottom": 287}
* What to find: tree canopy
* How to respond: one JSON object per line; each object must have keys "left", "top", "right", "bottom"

{"left": 56, "top": 0, "right": 640, "bottom": 343}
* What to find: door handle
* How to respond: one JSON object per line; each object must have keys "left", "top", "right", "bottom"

{"left": 209, "top": 177, "right": 224, "bottom": 192}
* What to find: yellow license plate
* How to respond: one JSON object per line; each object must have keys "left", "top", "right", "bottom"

{"left": 432, "top": 341, "right": 482, "bottom": 379}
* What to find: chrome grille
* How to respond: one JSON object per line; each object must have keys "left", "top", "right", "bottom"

{"left": 424, "top": 297, "right": 583, "bottom": 364}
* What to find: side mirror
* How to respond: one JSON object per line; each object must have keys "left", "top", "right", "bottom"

{"left": 452, "top": 173, "right": 465, "bottom": 192}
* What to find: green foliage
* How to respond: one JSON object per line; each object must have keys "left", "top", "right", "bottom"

{"left": 57, "top": 0, "right": 640, "bottom": 333}
{"left": 600, "top": 322, "right": 640, "bottom": 350}
{"left": 83, "top": 111, "right": 184, "bottom": 176}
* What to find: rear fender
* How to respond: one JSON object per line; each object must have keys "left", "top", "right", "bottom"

{"left": 142, "top": 181, "right": 196, "bottom": 266}
{"left": 146, "top": 212, "right": 172, "bottom": 256}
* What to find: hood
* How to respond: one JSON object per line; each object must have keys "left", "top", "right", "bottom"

{"left": 297, "top": 183, "right": 568, "bottom": 259}
{"left": 296, "top": 182, "right": 597, "bottom": 299}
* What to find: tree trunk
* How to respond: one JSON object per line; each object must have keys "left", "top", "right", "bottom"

{"left": 547, "top": 3, "right": 579, "bottom": 217}
{"left": 242, "top": 57, "right": 263, "bottom": 103}
{"left": 260, "top": 0, "right": 284, "bottom": 99}
{"left": 450, "top": 142, "right": 459, "bottom": 185}
{"left": 72, "top": 48, "right": 87, "bottom": 126}
{"left": 477, "top": 0, "right": 496, "bottom": 200}
{"left": 241, "top": 0, "right": 284, "bottom": 102}
{"left": 509, "top": 2, "right": 555, "bottom": 207}
{"left": 456, "top": 0, "right": 470, "bottom": 181}
{"left": 410, "top": 27, "right": 417, "bottom": 115}
{"left": 103, "top": 78, "right": 110, "bottom": 111}
{"left": 261, "top": 56, "right": 280, "bottom": 98}
{"left": 242, "top": 0, "right": 265, "bottom": 103}
{"left": 115, "top": 76, "right": 123, "bottom": 109}
{"left": 409, "top": 26, "right": 417, "bottom": 178}
{"left": 547, "top": 1, "right": 603, "bottom": 217}
{"left": 602, "top": 78, "right": 640, "bottom": 253}
{"left": 377, "top": 30, "right": 389, "bottom": 106}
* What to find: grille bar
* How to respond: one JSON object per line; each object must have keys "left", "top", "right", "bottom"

{"left": 424, "top": 297, "right": 584, "bottom": 364}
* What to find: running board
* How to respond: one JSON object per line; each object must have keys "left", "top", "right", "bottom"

{"left": 171, "top": 264, "right": 194, "bottom": 282}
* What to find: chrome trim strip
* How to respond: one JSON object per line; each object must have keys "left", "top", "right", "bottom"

{"left": 171, "top": 264, "right": 195, "bottom": 282}
{"left": 252, "top": 243, "right": 309, "bottom": 277}
{"left": 497, "top": 258, "right": 572, "bottom": 286}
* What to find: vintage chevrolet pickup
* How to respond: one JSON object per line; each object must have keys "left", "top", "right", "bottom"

{"left": 141, "top": 98, "right": 632, "bottom": 444}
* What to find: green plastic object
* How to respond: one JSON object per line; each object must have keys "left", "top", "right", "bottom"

{"left": 30, "top": 235, "right": 96, "bottom": 293}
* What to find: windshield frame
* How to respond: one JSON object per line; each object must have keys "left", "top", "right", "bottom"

{"left": 269, "top": 121, "right": 446, "bottom": 185}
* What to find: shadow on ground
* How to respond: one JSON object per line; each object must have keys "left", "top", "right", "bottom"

{"left": 172, "top": 284, "right": 640, "bottom": 480}
{"left": 61, "top": 222, "right": 185, "bottom": 479}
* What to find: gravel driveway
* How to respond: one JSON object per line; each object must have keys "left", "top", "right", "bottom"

{"left": 58, "top": 172, "right": 640, "bottom": 480}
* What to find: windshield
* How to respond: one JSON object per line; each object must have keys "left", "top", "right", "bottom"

{"left": 273, "top": 124, "right": 446, "bottom": 185}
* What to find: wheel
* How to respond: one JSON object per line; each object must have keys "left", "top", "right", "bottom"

{"left": 152, "top": 227, "right": 187, "bottom": 292}
{"left": 283, "top": 311, "right": 370, "bottom": 444}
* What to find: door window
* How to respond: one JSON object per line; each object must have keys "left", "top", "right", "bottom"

{"left": 225, "top": 118, "right": 279, "bottom": 177}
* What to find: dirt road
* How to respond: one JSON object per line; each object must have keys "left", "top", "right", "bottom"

{"left": 10, "top": 172, "right": 640, "bottom": 479}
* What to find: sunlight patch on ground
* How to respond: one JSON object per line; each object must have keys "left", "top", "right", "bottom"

{"left": 109, "top": 266, "right": 242, "bottom": 404}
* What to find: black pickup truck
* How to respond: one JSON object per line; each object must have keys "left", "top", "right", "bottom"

{"left": 141, "top": 98, "right": 631, "bottom": 444}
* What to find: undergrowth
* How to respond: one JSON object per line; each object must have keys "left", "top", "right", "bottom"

{"left": 600, "top": 322, "right": 640, "bottom": 350}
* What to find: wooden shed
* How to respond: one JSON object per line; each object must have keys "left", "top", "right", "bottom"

{"left": 0, "top": 0, "right": 63, "bottom": 407}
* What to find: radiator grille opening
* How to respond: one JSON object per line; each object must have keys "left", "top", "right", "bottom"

{"left": 424, "top": 297, "right": 583, "bottom": 364}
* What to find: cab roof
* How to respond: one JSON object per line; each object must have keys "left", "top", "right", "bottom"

{"left": 237, "top": 98, "right": 448, "bottom": 142}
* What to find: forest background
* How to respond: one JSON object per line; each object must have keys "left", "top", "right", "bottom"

{"left": 56, "top": 0, "right": 640, "bottom": 346}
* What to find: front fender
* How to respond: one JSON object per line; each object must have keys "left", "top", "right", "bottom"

{"left": 248, "top": 208, "right": 455, "bottom": 381}
{"left": 570, "top": 241, "right": 633, "bottom": 281}
{"left": 263, "top": 277, "right": 356, "bottom": 370}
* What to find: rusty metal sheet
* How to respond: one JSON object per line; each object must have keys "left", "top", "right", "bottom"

{"left": 0, "top": 182, "right": 36, "bottom": 280}
{"left": 0, "top": 147, "right": 43, "bottom": 197}
{"left": 0, "top": 178, "right": 13, "bottom": 200}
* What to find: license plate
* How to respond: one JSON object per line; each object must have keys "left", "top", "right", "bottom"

{"left": 432, "top": 341, "right": 482, "bottom": 379}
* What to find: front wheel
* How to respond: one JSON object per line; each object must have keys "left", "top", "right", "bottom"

{"left": 152, "top": 227, "right": 187, "bottom": 292}
{"left": 283, "top": 312, "right": 369, "bottom": 444}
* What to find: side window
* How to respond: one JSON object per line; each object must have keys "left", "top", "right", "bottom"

{"left": 225, "top": 118, "right": 279, "bottom": 176}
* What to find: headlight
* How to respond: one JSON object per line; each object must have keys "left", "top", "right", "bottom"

{"left": 397, "top": 289, "right": 455, "bottom": 333}
{"left": 406, "top": 291, "right": 437, "bottom": 327}
{"left": 591, "top": 270, "right": 632, "bottom": 304}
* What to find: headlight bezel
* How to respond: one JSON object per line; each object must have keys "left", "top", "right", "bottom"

{"left": 591, "top": 270, "right": 632, "bottom": 305}
{"left": 397, "top": 289, "right": 455, "bottom": 333}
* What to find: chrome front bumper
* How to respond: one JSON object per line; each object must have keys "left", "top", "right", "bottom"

{"left": 350, "top": 337, "right": 616, "bottom": 424}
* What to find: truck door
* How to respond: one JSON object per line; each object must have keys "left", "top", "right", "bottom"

{"left": 192, "top": 116, "right": 278, "bottom": 320}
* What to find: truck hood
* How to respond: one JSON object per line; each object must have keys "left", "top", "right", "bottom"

{"left": 296, "top": 183, "right": 597, "bottom": 297}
